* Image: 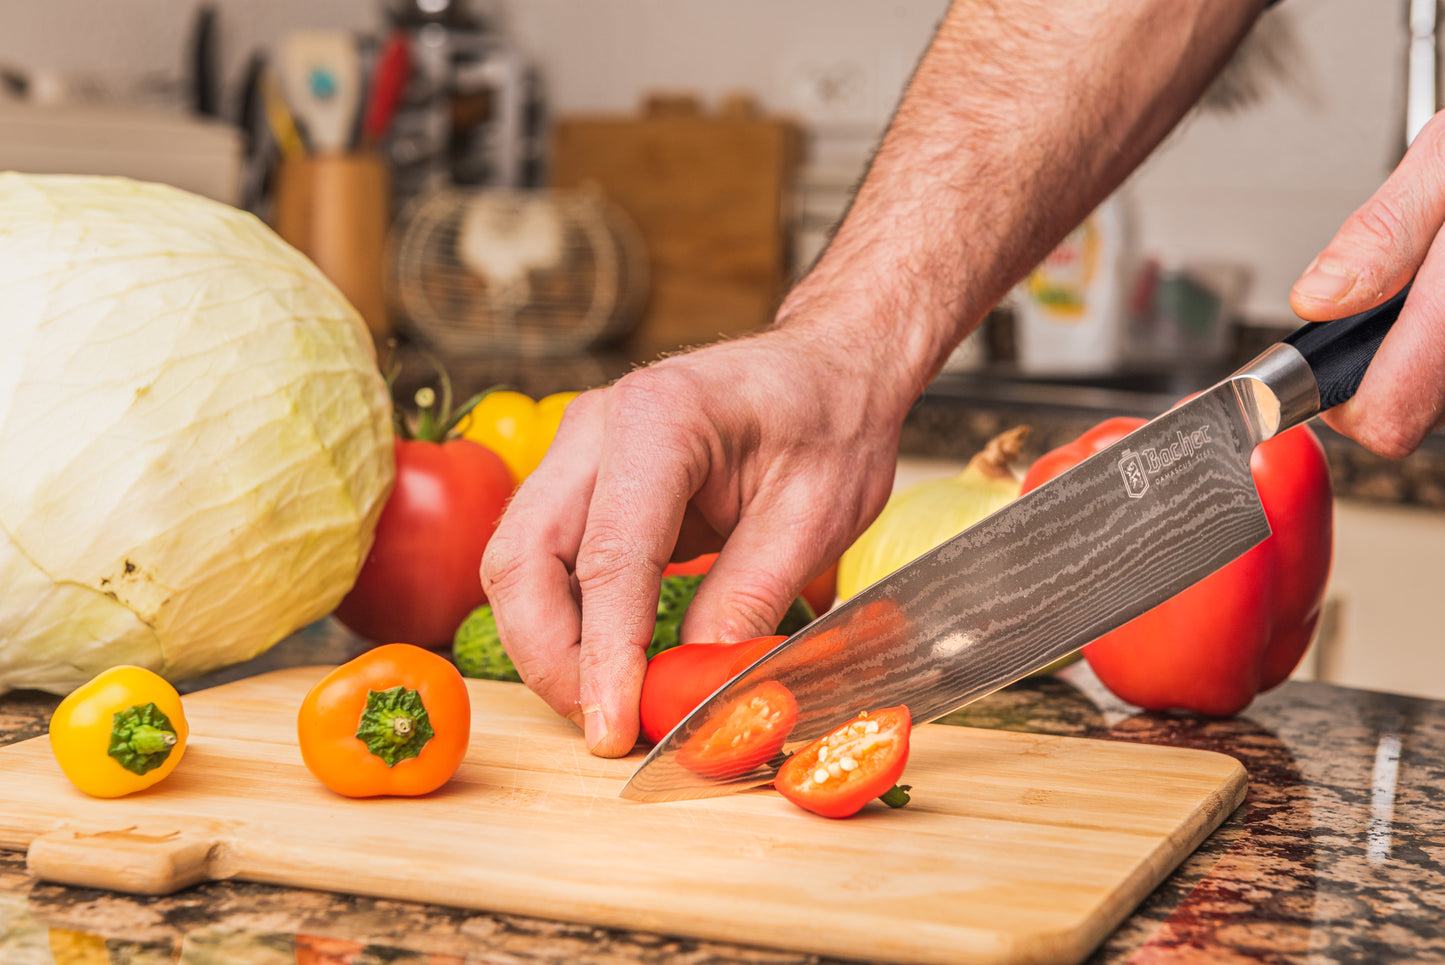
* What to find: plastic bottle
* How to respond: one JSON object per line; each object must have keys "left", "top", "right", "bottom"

{"left": 1013, "top": 192, "right": 1134, "bottom": 376}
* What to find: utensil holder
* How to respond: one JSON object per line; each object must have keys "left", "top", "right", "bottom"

{"left": 272, "top": 153, "right": 391, "bottom": 342}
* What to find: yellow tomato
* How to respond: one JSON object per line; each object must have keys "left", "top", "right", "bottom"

{"left": 48, "top": 665, "right": 189, "bottom": 798}
{"left": 460, "top": 389, "right": 580, "bottom": 483}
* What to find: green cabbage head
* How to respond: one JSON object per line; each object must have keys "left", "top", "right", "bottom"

{"left": 0, "top": 173, "right": 395, "bottom": 695}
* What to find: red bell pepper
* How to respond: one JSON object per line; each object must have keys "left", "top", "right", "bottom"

{"left": 1020, "top": 415, "right": 1333, "bottom": 716}
{"left": 638, "top": 636, "right": 785, "bottom": 744}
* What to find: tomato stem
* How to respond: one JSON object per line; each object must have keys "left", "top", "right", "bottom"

{"left": 878, "top": 784, "right": 912, "bottom": 809}
{"left": 108, "top": 703, "right": 179, "bottom": 775}
{"left": 355, "top": 686, "right": 435, "bottom": 767}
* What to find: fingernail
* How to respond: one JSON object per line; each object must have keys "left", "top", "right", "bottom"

{"left": 581, "top": 704, "right": 608, "bottom": 750}
{"left": 1293, "top": 263, "right": 1357, "bottom": 303}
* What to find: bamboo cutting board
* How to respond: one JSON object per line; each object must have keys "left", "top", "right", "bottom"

{"left": 0, "top": 667, "right": 1245, "bottom": 965}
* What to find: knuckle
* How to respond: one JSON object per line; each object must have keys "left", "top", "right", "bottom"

{"left": 609, "top": 365, "right": 696, "bottom": 416}
{"left": 1333, "top": 406, "right": 1421, "bottom": 460}
{"left": 575, "top": 640, "right": 641, "bottom": 683}
{"left": 716, "top": 580, "right": 794, "bottom": 639}
{"left": 603, "top": 369, "right": 716, "bottom": 487}
{"left": 1347, "top": 201, "right": 1409, "bottom": 264}
{"left": 513, "top": 656, "right": 569, "bottom": 701}
{"left": 1360, "top": 419, "right": 1419, "bottom": 460}
{"left": 478, "top": 529, "right": 528, "bottom": 596}
{"left": 574, "top": 526, "right": 654, "bottom": 591}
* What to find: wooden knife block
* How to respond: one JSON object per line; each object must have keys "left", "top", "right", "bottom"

{"left": 550, "top": 95, "right": 802, "bottom": 362}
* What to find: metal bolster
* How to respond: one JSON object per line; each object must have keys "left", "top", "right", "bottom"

{"left": 1226, "top": 342, "right": 1321, "bottom": 441}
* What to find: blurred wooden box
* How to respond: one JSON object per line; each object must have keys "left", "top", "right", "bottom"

{"left": 550, "top": 95, "right": 802, "bottom": 362}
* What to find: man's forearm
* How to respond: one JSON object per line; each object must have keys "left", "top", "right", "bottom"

{"left": 775, "top": 0, "right": 1272, "bottom": 409}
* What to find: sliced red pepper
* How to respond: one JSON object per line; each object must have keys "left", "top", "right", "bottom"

{"left": 676, "top": 680, "right": 798, "bottom": 780}
{"left": 775, "top": 706, "right": 912, "bottom": 818}
{"left": 639, "top": 636, "right": 784, "bottom": 745}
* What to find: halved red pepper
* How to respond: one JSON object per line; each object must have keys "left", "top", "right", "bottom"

{"left": 775, "top": 706, "right": 912, "bottom": 818}
{"left": 676, "top": 681, "right": 798, "bottom": 779}
{"left": 1020, "top": 415, "right": 1333, "bottom": 716}
{"left": 639, "top": 636, "right": 784, "bottom": 744}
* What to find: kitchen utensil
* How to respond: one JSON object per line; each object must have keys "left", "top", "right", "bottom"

{"left": 188, "top": 4, "right": 218, "bottom": 118}
{"left": 234, "top": 52, "right": 272, "bottom": 211}
{"left": 278, "top": 31, "right": 360, "bottom": 154}
{"left": 361, "top": 30, "right": 410, "bottom": 148}
{"left": 0, "top": 668, "right": 1245, "bottom": 965}
{"left": 626, "top": 284, "right": 1409, "bottom": 803}
{"left": 260, "top": 67, "right": 305, "bottom": 160}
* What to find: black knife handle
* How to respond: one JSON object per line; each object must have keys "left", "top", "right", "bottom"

{"left": 1281, "top": 282, "right": 1410, "bottom": 411}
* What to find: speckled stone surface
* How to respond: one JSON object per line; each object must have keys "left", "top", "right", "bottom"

{"left": 2, "top": 621, "right": 1443, "bottom": 964}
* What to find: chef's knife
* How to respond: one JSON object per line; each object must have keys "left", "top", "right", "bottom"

{"left": 622, "top": 283, "right": 1411, "bottom": 803}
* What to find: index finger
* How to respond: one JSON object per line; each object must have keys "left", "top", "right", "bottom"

{"left": 572, "top": 370, "right": 707, "bottom": 756}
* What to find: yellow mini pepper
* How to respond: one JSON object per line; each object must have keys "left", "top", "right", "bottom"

{"left": 48, "top": 665, "right": 189, "bottom": 798}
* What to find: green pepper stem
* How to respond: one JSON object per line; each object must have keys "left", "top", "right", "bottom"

{"left": 878, "top": 784, "right": 912, "bottom": 809}
{"left": 126, "top": 724, "right": 178, "bottom": 756}
{"left": 108, "top": 703, "right": 179, "bottom": 775}
{"left": 356, "top": 686, "right": 435, "bottom": 767}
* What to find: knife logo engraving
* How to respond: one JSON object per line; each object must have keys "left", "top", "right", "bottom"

{"left": 1118, "top": 449, "right": 1149, "bottom": 498}
{"left": 1118, "top": 425, "right": 1213, "bottom": 498}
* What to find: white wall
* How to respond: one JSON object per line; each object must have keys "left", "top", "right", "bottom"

{"left": 0, "top": 0, "right": 1411, "bottom": 324}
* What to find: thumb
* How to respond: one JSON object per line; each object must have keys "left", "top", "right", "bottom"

{"left": 1291, "top": 117, "right": 1445, "bottom": 321}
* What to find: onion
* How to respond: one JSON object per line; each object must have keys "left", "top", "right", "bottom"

{"left": 837, "top": 427, "right": 1030, "bottom": 600}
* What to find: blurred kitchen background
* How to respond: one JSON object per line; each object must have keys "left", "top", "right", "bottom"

{"left": 2, "top": 0, "right": 1444, "bottom": 699}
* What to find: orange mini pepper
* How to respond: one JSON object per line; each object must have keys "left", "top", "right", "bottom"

{"left": 297, "top": 643, "right": 471, "bottom": 797}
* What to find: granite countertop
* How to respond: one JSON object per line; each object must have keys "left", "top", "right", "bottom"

{"left": 2, "top": 623, "right": 1443, "bottom": 964}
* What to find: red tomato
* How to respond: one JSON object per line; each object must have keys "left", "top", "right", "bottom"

{"left": 1020, "top": 416, "right": 1333, "bottom": 716}
{"left": 639, "top": 636, "right": 784, "bottom": 744}
{"left": 676, "top": 681, "right": 798, "bottom": 779}
{"left": 335, "top": 438, "right": 513, "bottom": 648}
{"left": 775, "top": 706, "right": 912, "bottom": 818}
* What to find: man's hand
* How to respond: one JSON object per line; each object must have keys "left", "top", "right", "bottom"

{"left": 479, "top": 328, "right": 907, "bottom": 756}
{"left": 1290, "top": 112, "right": 1445, "bottom": 458}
